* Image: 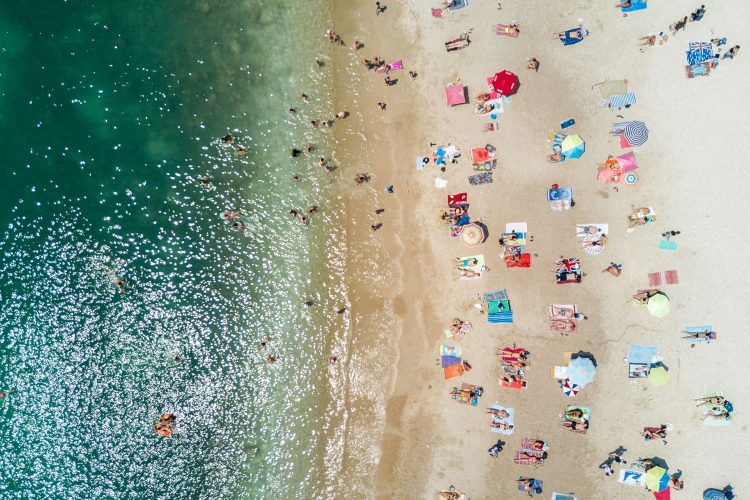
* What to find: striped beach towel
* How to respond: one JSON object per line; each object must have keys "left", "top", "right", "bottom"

{"left": 608, "top": 92, "right": 636, "bottom": 110}
{"left": 687, "top": 41, "right": 714, "bottom": 66}
{"left": 521, "top": 438, "right": 548, "bottom": 452}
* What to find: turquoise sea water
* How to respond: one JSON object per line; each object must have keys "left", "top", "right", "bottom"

{"left": 0, "top": 1, "right": 350, "bottom": 497}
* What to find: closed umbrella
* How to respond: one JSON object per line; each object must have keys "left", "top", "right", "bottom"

{"left": 491, "top": 70, "right": 519, "bottom": 95}
{"left": 624, "top": 120, "right": 649, "bottom": 146}
{"left": 460, "top": 223, "right": 485, "bottom": 247}
{"left": 648, "top": 366, "right": 669, "bottom": 386}
{"left": 566, "top": 356, "right": 597, "bottom": 388}
{"left": 561, "top": 134, "right": 585, "bottom": 159}
{"left": 647, "top": 292, "right": 671, "bottom": 318}
{"left": 645, "top": 467, "right": 670, "bottom": 492}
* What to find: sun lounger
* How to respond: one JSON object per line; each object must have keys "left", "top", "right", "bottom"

{"left": 514, "top": 451, "right": 544, "bottom": 465}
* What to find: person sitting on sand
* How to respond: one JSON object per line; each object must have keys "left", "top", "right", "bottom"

{"left": 475, "top": 93, "right": 491, "bottom": 104}
{"left": 603, "top": 262, "right": 622, "bottom": 276}
{"left": 527, "top": 58, "right": 540, "bottom": 71}
{"left": 516, "top": 478, "right": 537, "bottom": 492}
{"left": 639, "top": 35, "right": 657, "bottom": 46}
{"left": 632, "top": 290, "right": 658, "bottom": 304}
{"left": 548, "top": 151, "right": 563, "bottom": 162}
{"left": 353, "top": 174, "right": 370, "bottom": 184}
{"left": 528, "top": 440, "right": 547, "bottom": 451}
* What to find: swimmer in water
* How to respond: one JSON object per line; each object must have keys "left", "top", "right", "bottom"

{"left": 222, "top": 134, "right": 233, "bottom": 145}
{"left": 197, "top": 175, "right": 214, "bottom": 189}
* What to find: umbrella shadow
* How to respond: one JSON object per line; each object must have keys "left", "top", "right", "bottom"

{"left": 571, "top": 351, "right": 597, "bottom": 367}
{"left": 475, "top": 221, "right": 490, "bottom": 243}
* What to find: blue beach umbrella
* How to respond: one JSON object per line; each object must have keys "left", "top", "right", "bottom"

{"left": 566, "top": 355, "right": 597, "bottom": 388}
{"left": 561, "top": 134, "right": 585, "bottom": 159}
{"left": 703, "top": 489, "right": 729, "bottom": 500}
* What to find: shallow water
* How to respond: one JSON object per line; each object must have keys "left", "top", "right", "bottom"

{"left": 0, "top": 1, "right": 353, "bottom": 497}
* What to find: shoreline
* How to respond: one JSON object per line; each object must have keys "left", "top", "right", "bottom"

{"left": 333, "top": 0, "right": 750, "bottom": 499}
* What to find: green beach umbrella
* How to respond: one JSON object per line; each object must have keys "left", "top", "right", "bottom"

{"left": 561, "top": 134, "right": 585, "bottom": 159}
{"left": 645, "top": 466, "right": 670, "bottom": 492}
{"left": 647, "top": 292, "right": 671, "bottom": 318}
{"left": 648, "top": 366, "right": 669, "bottom": 386}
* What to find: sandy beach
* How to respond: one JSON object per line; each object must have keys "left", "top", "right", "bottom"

{"left": 326, "top": 0, "right": 750, "bottom": 498}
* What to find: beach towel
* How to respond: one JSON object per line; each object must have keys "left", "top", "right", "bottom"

{"left": 685, "top": 61, "right": 713, "bottom": 78}
{"left": 452, "top": 382, "right": 482, "bottom": 405}
{"left": 597, "top": 80, "right": 628, "bottom": 98}
{"left": 664, "top": 270, "right": 678, "bottom": 284}
{"left": 514, "top": 451, "right": 544, "bottom": 465}
{"left": 687, "top": 41, "right": 714, "bottom": 66}
{"left": 484, "top": 289, "right": 507, "bottom": 301}
{"left": 490, "top": 404, "right": 514, "bottom": 434}
{"left": 506, "top": 222, "right": 528, "bottom": 234}
{"left": 440, "top": 343, "right": 461, "bottom": 357}
{"left": 550, "top": 305, "right": 577, "bottom": 319}
{"left": 468, "top": 172, "right": 493, "bottom": 185}
{"left": 608, "top": 92, "right": 636, "bottom": 110}
{"left": 704, "top": 414, "right": 731, "bottom": 426}
{"left": 521, "top": 438, "right": 548, "bottom": 452}
{"left": 443, "top": 362, "right": 464, "bottom": 379}
{"left": 619, "top": 135, "right": 633, "bottom": 149}
{"left": 683, "top": 326, "right": 715, "bottom": 343}
{"left": 501, "top": 378, "right": 527, "bottom": 390}
{"left": 658, "top": 240, "right": 678, "bottom": 250}
{"left": 493, "top": 24, "right": 519, "bottom": 38}
{"left": 517, "top": 478, "right": 543, "bottom": 494}
{"left": 618, "top": 469, "right": 646, "bottom": 486}
{"left": 548, "top": 187, "right": 573, "bottom": 211}
{"left": 505, "top": 253, "right": 531, "bottom": 268}
{"left": 445, "top": 84, "right": 467, "bottom": 106}
{"left": 446, "top": 0, "right": 468, "bottom": 11}
{"left": 559, "top": 28, "right": 586, "bottom": 46}
{"left": 560, "top": 118, "right": 575, "bottom": 130}
{"left": 556, "top": 258, "right": 581, "bottom": 284}
{"left": 648, "top": 272, "right": 662, "bottom": 287}
{"left": 431, "top": 7, "right": 444, "bottom": 18}
{"left": 621, "top": 0, "right": 648, "bottom": 12}
{"left": 488, "top": 300, "right": 513, "bottom": 324}
{"left": 447, "top": 193, "right": 467, "bottom": 206}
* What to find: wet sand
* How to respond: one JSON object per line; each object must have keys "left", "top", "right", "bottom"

{"left": 329, "top": 0, "right": 750, "bottom": 498}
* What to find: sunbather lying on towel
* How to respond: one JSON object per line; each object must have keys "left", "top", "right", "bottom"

{"left": 564, "top": 407, "right": 586, "bottom": 421}
{"left": 491, "top": 421, "right": 514, "bottom": 431}
{"left": 695, "top": 395, "right": 725, "bottom": 406}
{"left": 583, "top": 235, "right": 607, "bottom": 248}
{"left": 641, "top": 424, "right": 668, "bottom": 440}
{"left": 458, "top": 267, "right": 481, "bottom": 278}
{"left": 633, "top": 289, "right": 659, "bottom": 304}
{"left": 683, "top": 329, "right": 715, "bottom": 341}
{"left": 550, "top": 305, "right": 575, "bottom": 318}
{"left": 548, "top": 151, "right": 563, "bottom": 163}
{"left": 550, "top": 319, "right": 576, "bottom": 332}
{"left": 517, "top": 451, "right": 547, "bottom": 463}
{"left": 486, "top": 407, "right": 511, "bottom": 418}
{"left": 476, "top": 103, "right": 496, "bottom": 115}
{"left": 555, "top": 26, "right": 588, "bottom": 45}
{"left": 561, "top": 419, "right": 589, "bottom": 431}
{"left": 525, "top": 440, "right": 547, "bottom": 451}
{"left": 704, "top": 411, "right": 731, "bottom": 423}
{"left": 494, "top": 23, "right": 520, "bottom": 37}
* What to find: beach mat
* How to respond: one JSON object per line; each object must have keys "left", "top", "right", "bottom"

{"left": 443, "top": 363, "right": 464, "bottom": 379}
{"left": 658, "top": 240, "right": 678, "bottom": 250}
{"left": 505, "top": 253, "right": 531, "bottom": 268}
{"left": 501, "top": 378, "right": 527, "bottom": 390}
{"left": 621, "top": 0, "right": 647, "bottom": 12}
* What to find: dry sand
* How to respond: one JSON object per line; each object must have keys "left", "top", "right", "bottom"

{"left": 329, "top": 0, "right": 750, "bottom": 498}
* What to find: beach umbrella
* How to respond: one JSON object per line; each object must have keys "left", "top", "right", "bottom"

{"left": 645, "top": 467, "right": 670, "bottom": 492}
{"left": 445, "top": 84, "right": 467, "bottom": 106}
{"left": 566, "top": 356, "right": 597, "bottom": 388}
{"left": 460, "top": 223, "right": 485, "bottom": 247}
{"left": 648, "top": 366, "right": 670, "bottom": 386}
{"left": 703, "top": 489, "right": 729, "bottom": 500}
{"left": 654, "top": 488, "right": 672, "bottom": 500}
{"left": 562, "top": 380, "right": 579, "bottom": 397}
{"left": 647, "top": 292, "right": 671, "bottom": 318}
{"left": 616, "top": 151, "right": 639, "bottom": 172}
{"left": 623, "top": 171, "right": 639, "bottom": 185}
{"left": 561, "top": 134, "right": 585, "bottom": 159}
{"left": 624, "top": 120, "right": 649, "bottom": 146}
{"left": 491, "top": 70, "right": 519, "bottom": 95}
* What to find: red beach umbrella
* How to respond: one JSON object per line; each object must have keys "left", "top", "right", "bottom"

{"left": 491, "top": 70, "right": 519, "bottom": 95}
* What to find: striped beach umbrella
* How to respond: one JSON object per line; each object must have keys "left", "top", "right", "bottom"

{"left": 624, "top": 121, "right": 649, "bottom": 146}
{"left": 623, "top": 171, "right": 639, "bottom": 185}
{"left": 562, "top": 380, "right": 579, "bottom": 397}
{"left": 703, "top": 489, "right": 729, "bottom": 500}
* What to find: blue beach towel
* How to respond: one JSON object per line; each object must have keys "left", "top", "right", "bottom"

{"left": 608, "top": 92, "right": 636, "bottom": 110}
{"left": 621, "top": 0, "right": 647, "bottom": 13}
{"left": 560, "top": 28, "right": 586, "bottom": 46}
{"left": 658, "top": 240, "right": 678, "bottom": 250}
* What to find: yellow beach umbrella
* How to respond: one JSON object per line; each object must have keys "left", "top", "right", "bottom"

{"left": 648, "top": 366, "right": 669, "bottom": 386}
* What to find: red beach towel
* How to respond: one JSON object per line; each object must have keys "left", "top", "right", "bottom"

{"left": 664, "top": 270, "right": 679, "bottom": 284}
{"left": 448, "top": 192, "right": 468, "bottom": 206}
{"left": 620, "top": 135, "right": 633, "bottom": 149}
{"left": 506, "top": 253, "right": 531, "bottom": 268}
{"left": 648, "top": 272, "right": 662, "bottom": 287}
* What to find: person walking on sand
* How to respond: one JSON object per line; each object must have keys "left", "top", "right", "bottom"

{"left": 603, "top": 262, "right": 622, "bottom": 276}
{"left": 371, "top": 223, "right": 383, "bottom": 231}
{"left": 375, "top": 1, "right": 386, "bottom": 15}
{"left": 378, "top": 102, "right": 386, "bottom": 110}
{"left": 690, "top": 4, "right": 706, "bottom": 22}
{"left": 488, "top": 440, "right": 504, "bottom": 458}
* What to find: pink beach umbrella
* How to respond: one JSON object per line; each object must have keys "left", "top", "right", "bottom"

{"left": 445, "top": 85, "right": 467, "bottom": 106}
